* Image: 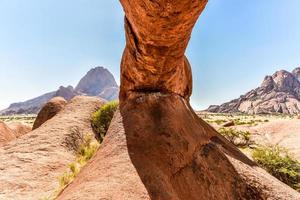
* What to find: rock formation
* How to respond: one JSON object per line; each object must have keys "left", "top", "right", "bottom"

{"left": 0, "top": 96, "right": 104, "bottom": 200}
{"left": 55, "top": 86, "right": 78, "bottom": 101}
{"left": 7, "top": 122, "right": 31, "bottom": 138}
{"left": 98, "top": 86, "right": 120, "bottom": 101}
{"left": 119, "top": 0, "right": 205, "bottom": 100}
{"left": 0, "top": 121, "right": 31, "bottom": 146}
{"left": 293, "top": 67, "right": 300, "bottom": 81}
{"left": 75, "top": 66, "right": 118, "bottom": 97}
{"left": 207, "top": 68, "right": 300, "bottom": 114}
{"left": 58, "top": 94, "right": 300, "bottom": 200}
{"left": 0, "top": 67, "right": 118, "bottom": 115}
{"left": 0, "top": 121, "right": 16, "bottom": 146}
{"left": 57, "top": 1, "right": 300, "bottom": 199}
{"left": 32, "top": 97, "right": 67, "bottom": 130}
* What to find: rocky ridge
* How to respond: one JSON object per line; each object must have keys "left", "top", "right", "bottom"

{"left": 0, "top": 96, "right": 104, "bottom": 200}
{"left": 0, "top": 122, "right": 16, "bottom": 146}
{"left": 0, "top": 121, "right": 31, "bottom": 146}
{"left": 0, "top": 66, "right": 119, "bottom": 115}
{"left": 207, "top": 67, "right": 300, "bottom": 114}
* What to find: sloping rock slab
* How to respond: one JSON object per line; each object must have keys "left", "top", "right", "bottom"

{"left": 7, "top": 122, "right": 31, "bottom": 138}
{"left": 0, "top": 122, "right": 16, "bottom": 146}
{"left": 0, "top": 96, "right": 104, "bottom": 200}
{"left": 57, "top": 93, "right": 300, "bottom": 200}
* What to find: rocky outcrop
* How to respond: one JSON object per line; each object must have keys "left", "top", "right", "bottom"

{"left": 292, "top": 67, "right": 300, "bottom": 81}
{"left": 207, "top": 68, "right": 300, "bottom": 114}
{"left": 7, "top": 122, "right": 31, "bottom": 138}
{"left": 119, "top": 0, "right": 207, "bottom": 100}
{"left": 0, "top": 67, "right": 118, "bottom": 115}
{"left": 0, "top": 122, "right": 31, "bottom": 146}
{"left": 0, "top": 122, "right": 16, "bottom": 146}
{"left": 55, "top": 86, "right": 78, "bottom": 101}
{"left": 57, "top": 1, "right": 299, "bottom": 199}
{"left": 57, "top": 94, "right": 300, "bottom": 200}
{"left": 75, "top": 67, "right": 118, "bottom": 97}
{"left": 0, "top": 96, "right": 104, "bottom": 200}
{"left": 32, "top": 97, "right": 67, "bottom": 130}
{"left": 99, "top": 86, "right": 120, "bottom": 101}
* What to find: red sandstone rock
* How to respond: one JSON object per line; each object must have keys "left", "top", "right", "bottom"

{"left": 119, "top": 0, "right": 207, "bottom": 100}
{"left": 33, "top": 97, "right": 67, "bottom": 130}
{"left": 0, "top": 121, "right": 16, "bottom": 146}
{"left": 7, "top": 122, "right": 31, "bottom": 138}
{"left": 0, "top": 96, "right": 104, "bottom": 200}
{"left": 57, "top": 1, "right": 300, "bottom": 199}
{"left": 57, "top": 94, "right": 300, "bottom": 199}
{"left": 0, "top": 122, "right": 31, "bottom": 146}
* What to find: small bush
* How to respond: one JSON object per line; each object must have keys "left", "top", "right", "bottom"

{"left": 92, "top": 101, "right": 119, "bottom": 142}
{"left": 76, "top": 136, "right": 99, "bottom": 165}
{"left": 57, "top": 135, "right": 99, "bottom": 194}
{"left": 252, "top": 145, "right": 300, "bottom": 191}
{"left": 207, "top": 119, "right": 227, "bottom": 125}
{"left": 218, "top": 128, "right": 251, "bottom": 147}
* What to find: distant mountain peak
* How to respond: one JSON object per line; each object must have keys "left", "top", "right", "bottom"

{"left": 75, "top": 66, "right": 118, "bottom": 96}
{"left": 207, "top": 67, "right": 300, "bottom": 115}
{"left": 0, "top": 67, "right": 119, "bottom": 115}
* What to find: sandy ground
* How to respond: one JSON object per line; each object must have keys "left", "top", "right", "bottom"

{"left": 198, "top": 112, "right": 300, "bottom": 160}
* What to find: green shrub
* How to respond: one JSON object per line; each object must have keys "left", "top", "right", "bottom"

{"left": 252, "top": 145, "right": 300, "bottom": 191}
{"left": 209, "top": 119, "right": 227, "bottom": 125}
{"left": 56, "top": 135, "right": 99, "bottom": 197}
{"left": 91, "top": 101, "right": 119, "bottom": 142}
{"left": 76, "top": 136, "right": 99, "bottom": 165}
{"left": 218, "top": 128, "right": 251, "bottom": 147}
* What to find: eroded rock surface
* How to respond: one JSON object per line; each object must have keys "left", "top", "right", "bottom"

{"left": 0, "top": 96, "right": 104, "bottom": 200}
{"left": 7, "top": 122, "right": 31, "bottom": 138}
{"left": 0, "top": 121, "right": 16, "bottom": 146}
{"left": 0, "top": 122, "right": 31, "bottom": 146}
{"left": 57, "top": 94, "right": 300, "bottom": 200}
{"left": 33, "top": 96, "right": 67, "bottom": 130}
{"left": 57, "top": 1, "right": 300, "bottom": 199}
{"left": 292, "top": 67, "right": 300, "bottom": 81}
{"left": 119, "top": 0, "right": 207, "bottom": 100}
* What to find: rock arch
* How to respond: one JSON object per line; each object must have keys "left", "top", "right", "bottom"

{"left": 57, "top": 1, "right": 300, "bottom": 199}
{"left": 119, "top": 0, "right": 207, "bottom": 100}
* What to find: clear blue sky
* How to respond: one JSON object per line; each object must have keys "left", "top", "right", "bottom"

{"left": 1, "top": 0, "right": 300, "bottom": 110}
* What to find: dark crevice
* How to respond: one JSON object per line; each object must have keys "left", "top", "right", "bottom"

{"left": 128, "top": 88, "right": 188, "bottom": 100}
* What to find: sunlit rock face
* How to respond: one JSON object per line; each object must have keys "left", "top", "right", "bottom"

{"left": 55, "top": 1, "right": 300, "bottom": 200}
{"left": 119, "top": 0, "right": 208, "bottom": 100}
{"left": 207, "top": 68, "right": 300, "bottom": 115}
{"left": 292, "top": 67, "right": 300, "bottom": 81}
